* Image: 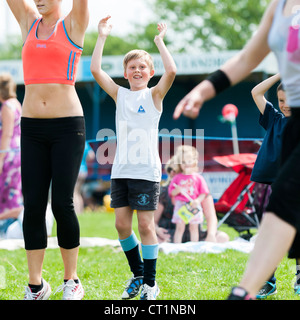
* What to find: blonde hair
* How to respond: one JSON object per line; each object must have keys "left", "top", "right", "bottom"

{"left": 0, "top": 73, "right": 17, "bottom": 100}
{"left": 174, "top": 145, "right": 199, "bottom": 173}
{"left": 123, "top": 49, "right": 154, "bottom": 72}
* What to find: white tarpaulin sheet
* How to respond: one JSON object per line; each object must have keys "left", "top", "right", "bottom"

{"left": 0, "top": 237, "right": 254, "bottom": 254}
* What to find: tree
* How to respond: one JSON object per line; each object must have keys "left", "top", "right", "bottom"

{"left": 0, "top": 36, "right": 23, "bottom": 60}
{"left": 82, "top": 32, "right": 139, "bottom": 56}
{"left": 0, "top": 1, "right": 269, "bottom": 59}
{"left": 145, "top": 0, "right": 269, "bottom": 52}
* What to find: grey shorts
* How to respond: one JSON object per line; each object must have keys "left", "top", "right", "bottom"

{"left": 110, "top": 178, "right": 160, "bottom": 211}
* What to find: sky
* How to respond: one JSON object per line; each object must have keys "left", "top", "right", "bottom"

{"left": 0, "top": 0, "right": 154, "bottom": 43}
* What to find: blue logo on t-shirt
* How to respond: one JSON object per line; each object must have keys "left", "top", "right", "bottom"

{"left": 137, "top": 105, "right": 146, "bottom": 113}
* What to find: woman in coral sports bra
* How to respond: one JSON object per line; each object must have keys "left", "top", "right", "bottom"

{"left": 6, "top": 0, "right": 89, "bottom": 300}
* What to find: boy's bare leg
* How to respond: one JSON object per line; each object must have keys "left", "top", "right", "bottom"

{"left": 137, "top": 210, "right": 157, "bottom": 245}
{"left": 115, "top": 206, "right": 134, "bottom": 240}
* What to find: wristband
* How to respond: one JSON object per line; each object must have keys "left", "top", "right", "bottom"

{"left": 206, "top": 69, "right": 231, "bottom": 94}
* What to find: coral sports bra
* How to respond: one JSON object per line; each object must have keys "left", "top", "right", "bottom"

{"left": 22, "top": 18, "right": 83, "bottom": 86}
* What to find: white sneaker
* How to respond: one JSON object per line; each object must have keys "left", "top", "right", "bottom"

{"left": 56, "top": 279, "right": 84, "bottom": 300}
{"left": 24, "top": 278, "right": 51, "bottom": 300}
{"left": 140, "top": 282, "right": 160, "bottom": 300}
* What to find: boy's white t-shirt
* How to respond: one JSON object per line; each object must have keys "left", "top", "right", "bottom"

{"left": 111, "top": 87, "right": 162, "bottom": 182}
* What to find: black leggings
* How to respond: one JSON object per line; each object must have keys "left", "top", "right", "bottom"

{"left": 21, "top": 117, "right": 85, "bottom": 250}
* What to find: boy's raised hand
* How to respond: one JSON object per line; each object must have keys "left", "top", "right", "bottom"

{"left": 155, "top": 22, "right": 167, "bottom": 41}
{"left": 98, "top": 15, "right": 112, "bottom": 38}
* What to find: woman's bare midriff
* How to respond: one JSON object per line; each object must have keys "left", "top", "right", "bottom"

{"left": 22, "top": 83, "right": 84, "bottom": 118}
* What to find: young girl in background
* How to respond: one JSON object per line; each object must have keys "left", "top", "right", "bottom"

{"left": 168, "top": 146, "right": 209, "bottom": 243}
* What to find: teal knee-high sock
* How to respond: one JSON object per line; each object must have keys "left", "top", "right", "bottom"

{"left": 119, "top": 233, "right": 143, "bottom": 277}
{"left": 141, "top": 243, "right": 159, "bottom": 287}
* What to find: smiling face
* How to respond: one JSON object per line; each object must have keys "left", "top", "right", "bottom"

{"left": 180, "top": 153, "right": 198, "bottom": 174}
{"left": 175, "top": 146, "right": 199, "bottom": 175}
{"left": 123, "top": 50, "right": 154, "bottom": 91}
{"left": 277, "top": 89, "right": 291, "bottom": 117}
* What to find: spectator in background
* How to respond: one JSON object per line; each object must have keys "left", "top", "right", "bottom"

{"left": 74, "top": 142, "right": 95, "bottom": 214}
{"left": 0, "top": 72, "right": 23, "bottom": 237}
{"left": 155, "top": 151, "right": 229, "bottom": 244}
{"left": 154, "top": 157, "right": 179, "bottom": 243}
{"left": 169, "top": 146, "right": 208, "bottom": 243}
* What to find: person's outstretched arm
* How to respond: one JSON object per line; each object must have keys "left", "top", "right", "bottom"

{"left": 251, "top": 73, "right": 281, "bottom": 114}
{"left": 90, "top": 16, "right": 119, "bottom": 102}
{"left": 6, "top": 0, "right": 38, "bottom": 40}
{"left": 64, "top": 0, "right": 89, "bottom": 47}
{"left": 151, "top": 23, "right": 177, "bottom": 111}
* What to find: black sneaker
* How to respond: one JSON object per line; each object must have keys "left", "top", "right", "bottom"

{"left": 256, "top": 281, "right": 277, "bottom": 299}
{"left": 227, "top": 286, "right": 253, "bottom": 300}
{"left": 121, "top": 276, "right": 143, "bottom": 300}
{"left": 294, "top": 269, "right": 300, "bottom": 294}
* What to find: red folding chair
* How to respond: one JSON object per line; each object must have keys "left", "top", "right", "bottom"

{"left": 213, "top": 153, "right": 259, "bottom": 238}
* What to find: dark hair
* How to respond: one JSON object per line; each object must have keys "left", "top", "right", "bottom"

{"left": 0, "top": 73, "right": 17, "bottom": 100}
{"left": 277, "top": 82, "right": 285, "bottom": 92}
{"left": 166, "top": 166, "right": 174, "bottom": 174}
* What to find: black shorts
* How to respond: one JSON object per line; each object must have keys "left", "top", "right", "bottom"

{"left": 266, "top": 108, "right": 300, "bottom": 258}
{"left": 110, "top": 178, "right": 160, "bottom": 211}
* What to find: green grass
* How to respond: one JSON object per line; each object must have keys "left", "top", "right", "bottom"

{"left": 0, "top": 210, "right": 299, "bottom": 300}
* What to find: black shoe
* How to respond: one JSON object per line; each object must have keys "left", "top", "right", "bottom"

{"left": 227, "top": 287, "right": 253, "bottom": 300}
{"left": 256, "top": 281, "right": 277, "bottom": 299}
{"left": 121, "top": 276, "right": 143, "bottom": 300}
